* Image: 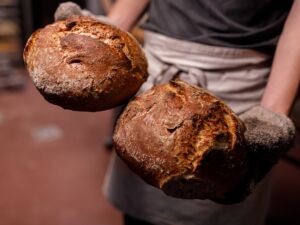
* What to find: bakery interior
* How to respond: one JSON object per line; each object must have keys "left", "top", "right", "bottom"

{"left": 0, "top": 0, "right": 300, "bottom": 225}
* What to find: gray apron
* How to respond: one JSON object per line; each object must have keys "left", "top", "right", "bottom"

{"left": 104, "top": 31, "right": 272, "bottom": 225}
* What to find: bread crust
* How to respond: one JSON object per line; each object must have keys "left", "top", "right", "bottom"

{"left": 23, "top": 16, "right": 148, "bottom": 111}
{"left": 113, "top": 80, "right": 248, "bottom": 200}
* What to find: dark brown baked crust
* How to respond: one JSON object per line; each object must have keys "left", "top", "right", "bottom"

{"left": 113, "top": 80, "right": 248, "bottom": 200}
{"left": 23, "top": 16, "right": 148, "bottom": 111}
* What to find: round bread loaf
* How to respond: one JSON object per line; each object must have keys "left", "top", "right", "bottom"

{"left": 23, "top": 16, "right": 148, "bottom": 111}
{"left": 113, "top": 80, "right": 248, "bottom": 200}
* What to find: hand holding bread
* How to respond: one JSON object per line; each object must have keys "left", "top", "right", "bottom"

{"left": 23, "top": 3, "right": 295, "bottom": 204}
{"left": 113, "top": 80, "right": 296, "bottom": 203}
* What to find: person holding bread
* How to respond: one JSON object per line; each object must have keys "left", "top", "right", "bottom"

{"left": 52, "top": 1, "right": 299, "bottom": 225}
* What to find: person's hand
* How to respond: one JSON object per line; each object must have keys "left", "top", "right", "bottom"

{"left": 54, "top": 1, "right": 113, "bottom": 25}
{"left": 241, "top": 106, "right": 295, "bottom": 181}
{"left": 212, "top": 106, "right": 296, "bottom": 204}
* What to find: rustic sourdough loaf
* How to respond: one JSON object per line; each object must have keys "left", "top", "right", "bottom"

{"left": 113, "top": 80, "right": 248, "bottom": 200}
{"left": 23, "top": 16, "right": 148, "bottom": 111}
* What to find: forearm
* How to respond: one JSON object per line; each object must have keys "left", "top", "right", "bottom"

{"left": 107, "top": 0, "right": 150, "bottom": 31}
{"left": 261, "top": 0, "right": 300, "bottom": 115}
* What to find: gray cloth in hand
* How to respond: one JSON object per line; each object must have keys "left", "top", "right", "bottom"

{"left": 54, "top": 2, "right": 82, "bottom": 21}
{"left": 54, "top": 1, "right": 113, "bottom": 25}
{"left": 213, "top": 106, "right": 296, "bottom": 204}
{"left": 241, "top": 106, "right": 295, "bottom": 183}
{"left": 241, "top": 106, "right": 295, "bottom": 162}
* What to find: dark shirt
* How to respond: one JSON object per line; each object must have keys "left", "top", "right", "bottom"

{"left": 143, "top": 0, "right": 293, "bottom": 54}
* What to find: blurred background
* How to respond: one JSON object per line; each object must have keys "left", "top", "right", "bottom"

{"left": 0, "top": 0, "right": 299, "bottom": 225}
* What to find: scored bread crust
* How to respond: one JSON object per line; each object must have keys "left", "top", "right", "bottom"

{"left": 23, "top": 16, "right": 148, "bottom": 111}
{"left": 113, "top": 80, "right": 248, "bottom": 200}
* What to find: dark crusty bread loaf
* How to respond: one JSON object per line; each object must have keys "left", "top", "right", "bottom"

{"left": 113, "top": 80, "right": 248, "bottom": 200}
{"left": 23, "top": 16, "right": 148, "bottom": 111}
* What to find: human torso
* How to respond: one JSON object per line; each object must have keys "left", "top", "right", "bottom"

{"left": 143, "top": 0, "right": 293, "bottom": 54}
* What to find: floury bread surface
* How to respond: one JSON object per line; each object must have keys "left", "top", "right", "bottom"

{"left": 113, "top": 80, "right": 248, "bottom": 200}
{"left": 23, "top": 16, "right": 148, "bottom": 111}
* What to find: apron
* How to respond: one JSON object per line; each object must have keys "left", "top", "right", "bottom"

{"left": 104, "top": 31, "right": 273, "bottom": 225}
